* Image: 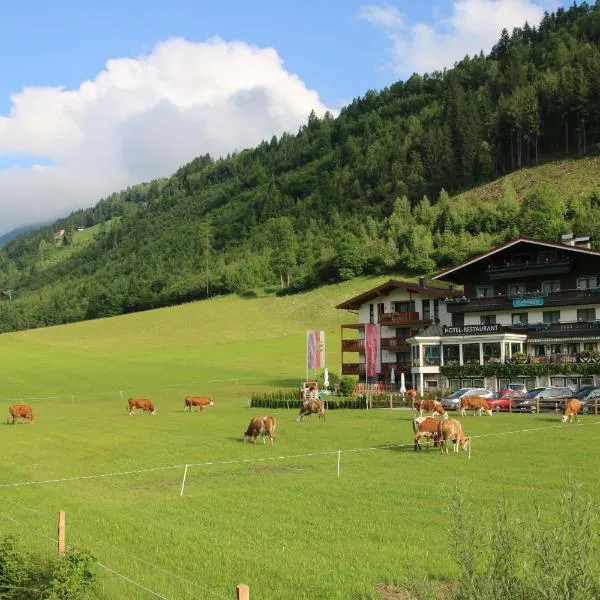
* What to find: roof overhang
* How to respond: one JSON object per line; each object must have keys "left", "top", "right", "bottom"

{"left": 336, "top": 279, "right": 458, "bottom": 310}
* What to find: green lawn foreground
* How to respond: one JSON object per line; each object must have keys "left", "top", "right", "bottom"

{"left": 1, "top": 282, "right": 599, "bottom": 599}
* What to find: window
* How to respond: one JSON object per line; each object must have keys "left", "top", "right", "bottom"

{"left": 511, "top": 313, "right": 528, "bottom": 325}
{"left": 450, "top": 379, "right": 461, "bottom": 391}
{"left": 426, "top": 380, "right": 439, "bottom": 388}
{"left": 483, "top": 343, "right": 501, "bottom": 363}
{"left": 480, "top": 315, "right": 496, "bottom": 325}
{"left": 443, "top": 344, "right": 460, "bottom": 365}
{"left": 511, "top": 342, "right": 522, "bottom": 355}
{"left": 452, "top": 313, "right": 464, "bottom": 327}
{"left": 433, "top": 299, "right": 440, "bottom": 321}
{"left": 543, "top": 310, "right": 560, "bottom": 323}
{"left": 394, "top": 300, "right": 415, "bottom": 313}
{"left": 472, "top": 380, "right": 485, "bottom": 388}
{"left": 541, "top": 280, "right": 560, "bottom": 293}
{"left": 580, "top": 377, "right": 593, "bottom": 387}
{"left": 584, "top": 343, "right": 597, "bottom": 351}
{"left": 577, "top": 276, "right": 597, "bottom": 290}
{"left": 577, "top": 308, "right": 596, "bottom": 322}
{"left": 423, "top": 345, "right": 440, "bottom": 366}
{"left": 462, "top": 343, "right": 480, "bottom": 364}
{"left": 378, "top": 303, "right": 385, "bottom": 318}
{"left": 507, "top": 283, "right": 526, "bottom": 296}
{"left": 475, "top": 285, "right": 494, "bottom": 297}
{"left": 422, "top": 299, "right": 431, "bottom": 321}
{"left": 369, "top": 304, "right": 374, "bottom": 324}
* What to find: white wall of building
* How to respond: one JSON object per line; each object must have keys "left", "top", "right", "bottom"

{"left": 463, "top": 304, "right": 600, "bottom": 326}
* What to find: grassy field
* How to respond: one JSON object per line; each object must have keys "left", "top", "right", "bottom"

{"left": 1, "top": 280, "right": 600, "bottom": 599}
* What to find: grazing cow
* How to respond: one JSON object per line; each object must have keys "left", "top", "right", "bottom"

{"left": 437, "top": 418, "right": 470, "bottom": 454}
{"left": 297, "top": 399, "right": 326, "bottom": 422}
{"left": 244, "top": 416, "right": 276, "bottom": 446}
{"left": 412, "top": 416, "right": 441, "bottom": 451}
{"left": 184, "top": 396, "right": 214, "bottom": 412}
{"left": 562, "top": 398, "right": 581, "bottom": 423}
{"left": 8, "top": 404, "right": 34, "bottom": 424}
{"left": 414, "top": 399, "right": 447, "bottom": 419}
{"left": 128, "top": 398, "right": 156, "bottom": 416}
{"left": 460, "top": 396, "right": 493, "bottom": 417}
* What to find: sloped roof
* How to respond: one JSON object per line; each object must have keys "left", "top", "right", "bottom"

{"left": 336, "top": 279, "right": 458, "bottom": 310}
{"left": 432, "top": 237, "right": 600, "bottom": 283}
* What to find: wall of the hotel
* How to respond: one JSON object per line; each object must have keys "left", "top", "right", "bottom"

{"left": 463, "top": 305, "right": 600, "bottom": 326}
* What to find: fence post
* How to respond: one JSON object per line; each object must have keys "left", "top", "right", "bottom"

{"left": 596, "top": 397, "right": 598, "bottom": 416}
{"left": 509, "top": 397, "right": 512, "bottom": 413}
{"left": 57, "top": 510, "right": 65, "bottom": 554}
{"left": 389, "top": 394, "right": 393, "bottom": 409}
{"left": 536, "top": 398, "right": 540, "bottom": 414}
{"left": 236, "top": 583, "right": 250, "bottom": 600}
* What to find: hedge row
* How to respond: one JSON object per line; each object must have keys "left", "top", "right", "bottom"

{"left": 249, "top": 393, "right": 414, "bottom": 410}
{"left": 441, "top": 362, "right": 600, "bottom": 379}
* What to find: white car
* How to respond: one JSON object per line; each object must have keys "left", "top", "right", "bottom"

{"left": 440, "top": 387, "right": 493, "bottom": 410}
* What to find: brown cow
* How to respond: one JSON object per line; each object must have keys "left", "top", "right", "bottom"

{"left": 437, "top": 418, "right": 470, "bottom": 454}
{"left": 128, "top": 398, "right": 156, "bottom": 415}
{"left": 8, "top": 404, "right": 34, "bottom": 424}
{"left": 460, "top": 396, "right": 493, "bottom": 417}
{"left": 184, "top": 396, "right": 214, "bottom": 412}
{"left": 297, "top": 399, "right": 326, "bottom": 422}
{"left": 414, "top": 398, "right": 447, "bottom": 418}
{"left": 244, "top": 416, "right": 276, "bottom": 446}
{"left": 412, "top": 416, "right": 441, "bottom": 450}
{"left": 562, "top": 398, "right": 581, "bottom": 423}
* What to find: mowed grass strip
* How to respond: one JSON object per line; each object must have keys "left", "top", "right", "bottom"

{"left": 1, "top": 282, "right": 600, "bottom": 598}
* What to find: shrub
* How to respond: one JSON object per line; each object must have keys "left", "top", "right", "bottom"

{"left": 0, "top": 536, "right": 31, "bottom": 600}
{"left": 338, "top": 376, "right": 356, "bottom": 396}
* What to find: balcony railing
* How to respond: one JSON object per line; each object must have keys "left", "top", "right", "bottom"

{"left": 379, "top": 311, "right": 431, "bottom": 326}
{"left": 380, "top": 337, "right": 410, "bottom": 351}
{"left": 342, "top": 339, "right": 365, "bottom": 352}
{"left": 487, "top": 258, "right": 572, "bottom": 279}
{"left": 342, "top": 363, "right": 366, "bottom": 375}
{"left": 379, "top": 362, "right": 412, "bottom": 375}
{"left": 444, "top": 287, "right": 600, "bottom": 313}
{"left": 505, "top": 354, "right": 580, "bottom": 364}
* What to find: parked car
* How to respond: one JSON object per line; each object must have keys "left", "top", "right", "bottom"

{"left": 441, "top": 388, "right": 493, "bottom": 410}
{"left": 499, "top": 383, "right": 527, "bottom": 396}
{"left": 514, "top": 387, "right": 573, "bottom": 412}
{"left": 488, "top": 392, "right": 512, "bottom": 411}
{"left": 573, "top": 386, "right": 600, "bottom": 414}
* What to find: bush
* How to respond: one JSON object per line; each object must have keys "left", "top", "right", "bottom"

{"left": 338, "top": 376, "right": 356, "bottom": 396}
{"left": 0, "top": 536, "right": 95, "bottom": 599}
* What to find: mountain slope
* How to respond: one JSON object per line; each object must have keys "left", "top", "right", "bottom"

{"left": 0, "top": 2, "right": 600, "bottom": 334}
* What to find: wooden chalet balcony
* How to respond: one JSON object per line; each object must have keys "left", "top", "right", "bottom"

{"left": 342, "top": 363, "right": 366, "bottom": 375}
{"left": 379, "top": 311, "right": 431, "bottom": 326}
{"left": 380, "top": 362, "right": 411, "bottom": 375}
{"left": 380, "top": 337, "right": 411, "bottom": 351}
{"left": 342, "top": 339, "right": 365, "bottom": 352}
{"left": 487, "top": 258, "right": 572, "bottom": 279}
{"left": 444, "top": 287, "right": 600, "bottom": 313}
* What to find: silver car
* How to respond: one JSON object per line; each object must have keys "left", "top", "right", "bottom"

{"left": 441, "top": 387, "right": 493, "bottom": 410}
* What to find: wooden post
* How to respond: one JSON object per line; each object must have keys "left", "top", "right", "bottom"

{"left": 509, "top": 397, "right": 512, "bottom": 413}
{"left": 389, "top": 394, "right": 393, "bottom": 409}
{"left": 536, "top": 398, "right": 540, "bottom": 414}
{"left": 236, "top": 584, "right": 250, "bottom": 600}
{"left": 57, "top": 510, "right": 65, "bottom": 554}
{"left": 595, "top": 397, "right": 598, "bottom": 416}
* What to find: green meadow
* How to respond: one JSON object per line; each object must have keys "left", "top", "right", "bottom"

{"left": 1, "top": 280, "right": 599, "bottom": 599}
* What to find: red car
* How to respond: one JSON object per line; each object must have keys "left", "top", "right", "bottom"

{"left": 488, "top": 392, "right": 518, "bottom": 411}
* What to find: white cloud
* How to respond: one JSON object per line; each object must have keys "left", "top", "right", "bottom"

{"left": 0, "top": 37, "right": 329, "bottom": 235}
{"left": 357, "top": 4, "right": 404, "bottom": 28}
{"left": 360, "top": 0, "right": 548, "bottom": 76}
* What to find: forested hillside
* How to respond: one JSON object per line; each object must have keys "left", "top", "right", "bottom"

{"left": 1, "top": 2, "right": 600, "bottom": 333}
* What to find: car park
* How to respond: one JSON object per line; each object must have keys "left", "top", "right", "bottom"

{"left": 514, "top": 387, "right": 573, "bottom": 412}
{"left": 441, "top": 387, "right": 492, "bottom": 410}
{"left": 573, "top": 386, "right": 600, "bottom": 414}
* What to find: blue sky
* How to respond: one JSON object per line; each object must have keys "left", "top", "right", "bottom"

{"left": 0, "top": 0, "right": 560, "bottom": 234}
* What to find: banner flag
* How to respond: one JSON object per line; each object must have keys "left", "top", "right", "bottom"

{"left": 364, "top": 324, "right": 381, "bottom": 378}
{"left": 306, "top": 330, "right": 325, "bottom": 369}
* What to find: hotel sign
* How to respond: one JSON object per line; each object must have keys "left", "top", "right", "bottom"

{"left": 512, "top": 296, "right": 544, "bottom": 308}
{"left": 443, "top": 324, "right": 501, "bottom": 335}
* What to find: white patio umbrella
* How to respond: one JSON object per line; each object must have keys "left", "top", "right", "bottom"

{"left": 390, "top": 367, "right": 396, "bottom": 385}
{"left": 399, "top": 372, "right": 407, "bottom": 394}
{"left": 323, "top": 368, "right": 329, "bottom": 390}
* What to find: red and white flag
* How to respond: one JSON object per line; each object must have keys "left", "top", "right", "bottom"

{"left": 364, "top": 324, "right": 381, "bottom": 378}
{"left": 306, "top": 330, "right": 325, "bottom": 369}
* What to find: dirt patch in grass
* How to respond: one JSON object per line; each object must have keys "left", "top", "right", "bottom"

{"left": 376, "top": 581, "right": 458, "bottom": 600}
